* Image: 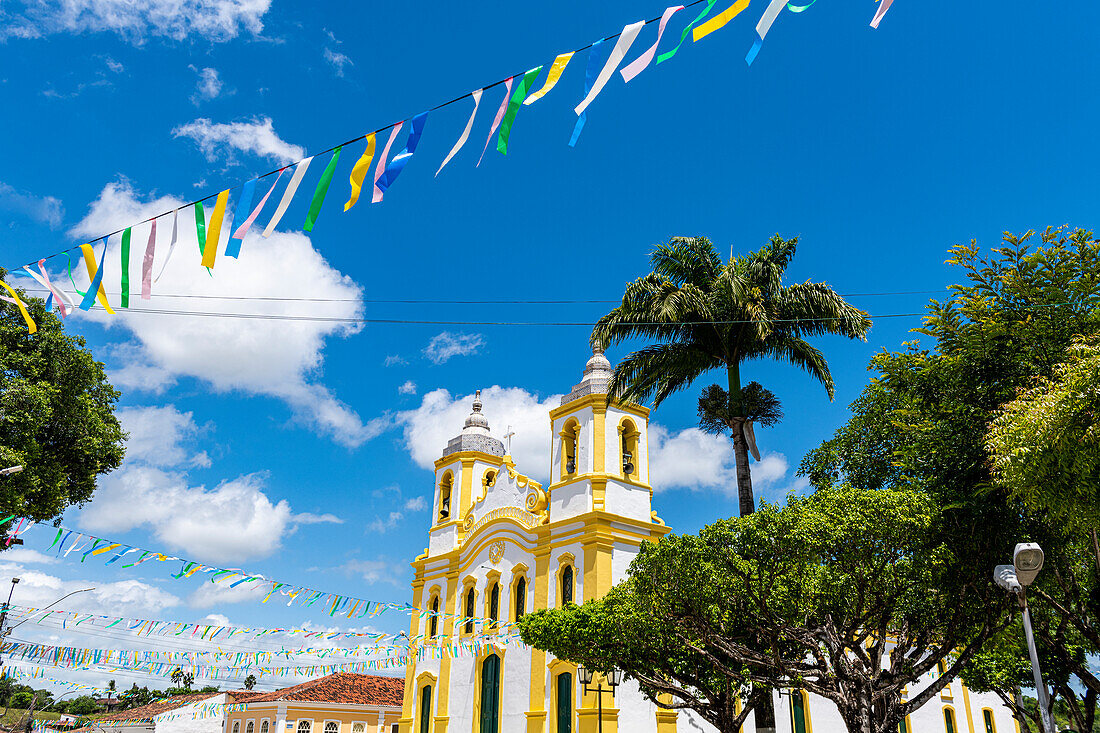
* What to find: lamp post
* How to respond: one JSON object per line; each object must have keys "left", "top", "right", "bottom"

{"left": 0, "top": 577, "right": 19, "bottom": 665}
{"left": 578, "top": 666, "right": 620, "bottom": 733}
{"left": 994, "top": 543, "right": 1053, "bottom": 733}
{"left": 0, "top": 466, "right": 22, "bottom": 476}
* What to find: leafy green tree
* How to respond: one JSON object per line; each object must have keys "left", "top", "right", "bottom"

{"left": 243, "top": 675, "right": 256, "bottom": 691}
{"left": 592, "top": 235, "right": 870, "bottom": 517}
{"left": 799, "top": 227, "right": 1100, "bottom": 729}
{"left": 0, "top": 275, "right": 125, "bottom": 526}
{"left": 987, "top": 334, "right": 1100, "bottom": 558}
{"left": 521, "top": 486, "right": 1003, "bottom": 733}
{"left": 67, "top": 696, "right": 98, "bottom": 715}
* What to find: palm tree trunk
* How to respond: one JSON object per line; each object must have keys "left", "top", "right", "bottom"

{"left": 728, "top": 364, "right": 755, "bottom": 516}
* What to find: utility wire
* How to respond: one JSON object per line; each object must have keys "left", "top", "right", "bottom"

{"left": 5, "top": 0, "right": 714, "bottom": 274}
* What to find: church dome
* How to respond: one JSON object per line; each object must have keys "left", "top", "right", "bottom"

{"left": 443, "top": 390, "right": 505, "bottom": 457}
{"left": 561, "top": 340, "right": 614, "bottom": 405}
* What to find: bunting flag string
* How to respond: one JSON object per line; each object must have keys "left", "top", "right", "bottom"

{"left": 1, "top": 0, "right": 895, "bottom": 326}
{"left": 2, "top": 518, "right": 509, "bottom": 628}
{"left": 0, "top": 280, "right": 36, "bottom": 334}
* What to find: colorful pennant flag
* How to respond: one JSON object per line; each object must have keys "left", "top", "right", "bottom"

{"left": 746, "top": 0, "right": 789, "bottom": 65}
{"left": 119, "top": 227, "right": 131, "bottom": 308}
{"left": 264, "top": 157, "right": 313, "bottom": 237}
{"left": 78, "top": 240, "right": 115, "bottom": 314}
{"left": 574, "top": 20, "right": 645, "bottom": 117}
{"left": 235, "top": 169, "right": 284, "bottom": 240}
{"left": 479, "top": 78, "right": 513, "bottom": 166}
{"left": 621, "top": 6, "right": 685, "bottom": 83}
{"left": 693, "top": 0, "right": 749, "bottom": 42}
{"left": 661, "top": 0, "right": 718, "bottom": 62}
{"left": 0, "top": 280, "right": 36, "bottom": 334}
{"left": 524, "top": 53, "right": 573, "bottom": 105}
{"left": 155, "top": 210, "right": 178, "bottom": 283}
{"left": 787, "top": 0, "right": 818, "bottom": 11}
{"left": 569, "top": 41, "right": 606, "bottom": 147}
{"left": 141, "top": 218, "right": 156, "bottom": 300}
{"left": 194, "top": 201, "right": 207, "bottom": 259}
{"left": 376, "top": 112, "right": 428, "bottom": 194}
{"left": 870, "top": 0, "right": 894, "bottom": 28}
{"left": 345, "top": 135, "right": 377, "bottom": 209}
{"left": 202, "top": 189, "right": 230, "bottom": 268}
{"left": 304, "top": 146, "right": 342, "bottom": 232}
{"left": 497, "top": 67, "right": 543, "bottom": 154}
{"left": 226, "top": 177, "right": 257, "bottom": 257}
{"left": 372, "top": 124, "right": 403, "bottom": 202}
{"left": 437, "top": 90, "right": 482, "bottom": 176}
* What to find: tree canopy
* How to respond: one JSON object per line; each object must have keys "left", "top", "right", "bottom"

{"left": 0, "top": 276, "right": 125, "bottom": 525}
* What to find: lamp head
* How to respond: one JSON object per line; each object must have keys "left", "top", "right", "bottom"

{"left": 1013, "top": 543, "right": 1044, "bottom": 586}
{"left": 606, "top": 668, "right": 622, "bottom": 687}
{"left": 994, "top": 564, "right": 1022, "bottom": 595}
{"left": 578, "top": 666, "right": 593, "bottom": 685}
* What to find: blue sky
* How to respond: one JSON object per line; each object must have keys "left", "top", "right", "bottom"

{"left": 0, "top": 0, "right": 1097, "bottom": 693}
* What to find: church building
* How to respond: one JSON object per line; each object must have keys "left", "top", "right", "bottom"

{"left": 395, "top": 346, "right": 1020, "bottom": 733}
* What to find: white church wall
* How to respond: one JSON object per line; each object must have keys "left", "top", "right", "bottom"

{"left": 502, "top": 645, "right": 532, "bottom": 732}
{"left": 603, "top": 480, "right": 651, "bottom": 522}
{"left": 428, "top": 524, "right": 457, "bottom": 555}
{"left": 611, "top": 543, "right": 639, "bottom": 584}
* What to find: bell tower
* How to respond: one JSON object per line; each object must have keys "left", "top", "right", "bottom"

{"left": 427, "top": 390, "right": 506, "bottom": 556}
{"left": 546, "top": 341, "right": 655, "bottom": 523}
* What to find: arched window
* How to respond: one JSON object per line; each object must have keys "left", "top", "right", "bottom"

{"left": 489, "top": 583, "right": 500, "bottom": 627}
{"left": 351, "top": 726, "right": 363, "bottom": 733}
{"left": 429, "top": 596, "right": 439, "bottom": 638}
{"left": 790, "top": 691, "right": 809, "bottom": 733}
{"left": 479, "top": 654, "right": 502, "bottom": 733}
{"left": 324, "top": 723, "right": 338, "bottom": 733}
{"left": 484, "top": 470, "right": 496, "bottom": 488}
{"left": 943, "top": 707, "right": 957, "bottom": 733}
{"left": 233, "top": 722, "right": 241, "bottom": 733}
{"left": 515, "top": 577, "right": 526, "bottom": 620}
{"left": 465, "top": 586, "right": 475, "bottom": 634}
{"left": 561, "top": 565, "right": 573, "bottom": 605}
{"left": 438, "top": 473, "right": 453, "bottom": 521}
{"left": 246, "top": 722, "right": 255, "bottom": 733}
{"left": 982, "top": 709, "right": 996, "bottom": 733}
{"left": 296, "top": 722, "right": 310, "bottom": 733}
{"left": 419, "top": 686, "right": 433, "bottom": 733}
{"left": 556, "top": 672, "right": 573, "bottom": 733}
{"left": 620, "top": 419, "right": 639, "bottom": 477}
{"left": 261, "top": 722, "right": 270, "bottom": 733}
{"left": 561, "top": 420, "right": 579, "bottom": 476}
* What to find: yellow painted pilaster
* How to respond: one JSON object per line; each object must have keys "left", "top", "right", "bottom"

{"left": 434, "top": 568, "right": 459, "bottom": 733}
{"left": 527, "top": 548, "right": 552, "bottom": 733}
{"left": 398, "top": 579, "right": 424, "bottom": 732}
{"left": 961, "top": 681, "right": 976, "bottom": 733}
{"left": 655, "top": 694, "right": 678, "bottom": 732}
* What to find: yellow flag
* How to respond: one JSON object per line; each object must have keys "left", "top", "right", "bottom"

{"left": 524, "top": 52, "right": 574, "bottom": 105}
{"left": 202, "top": 189, "right": 230, "bottom": 269}
{"left": 0, "top": 281, "right": 36, "bottom": 334}
{"left": 345, "top": 134, "right": 377, "bottom": 211}
{"left": 79, "top": 243, "right": 116, "bottom": 314}
{"left": 693, "top": 0, "right": 751, "bottom": 42}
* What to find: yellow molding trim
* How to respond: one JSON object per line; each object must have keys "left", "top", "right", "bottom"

{"left": 549, "top": 393, "right": 650, "bottom": 420}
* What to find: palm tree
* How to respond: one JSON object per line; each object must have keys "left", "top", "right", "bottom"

{"left": 593, "top": 235, "right": 871, "bottom": 516}
{"left": 243, "top": 675, "right": 256, "bottom": 691}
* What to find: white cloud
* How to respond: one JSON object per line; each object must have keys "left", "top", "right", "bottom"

{"left": 0, "top": 567, "right": 180, "bottom": 614}
{"left": 322, "top": 48, "right": 352, "bottom": 77}
{"left": 0, "top": 181, "right": 63, "bottom": 228}
{"left": 68, "top": 179, "right": 379, "bottom": 447}
{"left": 0, "top": 548, "right": 59, "bottom": 565}
{"left": 367, "top": 511, "right": 403, "bottom": 533}
{"left": 117, "top": 404, "right": 207, "bottom": 467}
{"left": 172, "top": 116, "right": 304, "bottom": 165}
{"left": 0, "top": 0, "right": 272, "bottom": 43}
{"left": 403, "top": 496, "right": 426, "bottom": 512}
{"left": 384, "top": 355, "right": 406, "bottom": 367}
{"left": 188, "top": 577, "right": 268, "bottom": 608}
{"left": 397, "top": 386, "right": 561, "bottom": 481}
{"left": 190, "top": 66, "right": 222, "bottom": 103}
{"left": 293, "top": 512, "right": 343, "bottom": 525}
{"left": 423, "top": 332, "right": 484, "bottom": 365}
{"left": 648, "top": 425, "right": 788, "bottom": 493}
{"left": 340, "top": 558, "right": 405, "bottom": 586}
{"left": 105, "top": 57, "right": 123, "bottom": 73}
{"left": 398, "top": 380, "right": 416, "bottom": 396}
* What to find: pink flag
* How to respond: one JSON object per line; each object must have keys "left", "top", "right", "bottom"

{"left": 870, "top": 0, "right": 894, "bottom": 28}
{"left": 478, "top": 78, "right": 514, "bottom": 167}
{"left": 373, "top": 123, "right": 404, "bottom": 203}
{"left": 141, "top": 218, "right": 156, "bottom": 300}
{"left": 234, "top": 168, "right": 285, "bottom": 240}
{"left": 621, "top": 6, "right": 685, "bottom": 83}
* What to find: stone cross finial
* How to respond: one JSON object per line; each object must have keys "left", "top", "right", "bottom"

{"left": 504, "top": 425, "right": 515, "bottom": 454}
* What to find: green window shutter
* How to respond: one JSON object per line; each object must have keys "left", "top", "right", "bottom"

{"left": 984, "top": 710, "right": 995, "bottom": 733}
{"left": 944, "top": 709, "right": 956, "bottom": 733}
{"left": 419, "top": 686, "right": 431, "bottom": 733}
{"left": 791, "top": 692, "right": 808, "bottom": 733}
{"left": 899, "top": 717, "right": 909, "bottom": 733}
{"left": 556, "top": 673, "right": 572, "bottom": 733}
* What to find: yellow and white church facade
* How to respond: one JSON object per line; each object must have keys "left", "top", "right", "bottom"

{"left": 395, "top": 346, "right": 1020, "bottom": 733}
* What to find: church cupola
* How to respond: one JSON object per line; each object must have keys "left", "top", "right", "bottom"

{"left": 443, "top": 390, "right": 504, "bottom": 457}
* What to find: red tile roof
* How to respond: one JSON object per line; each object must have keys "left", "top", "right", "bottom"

{"left": 246, "top": 673, "right": 404, "bottom": 707}
{"left": 94, "top": 693, "right": 219, "bottom": 723}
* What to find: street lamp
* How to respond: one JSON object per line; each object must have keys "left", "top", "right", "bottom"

{"left": 994, "top": 542, "right": 1053, "bottom": 733}
{"left": 0, "top": 466, "right": 23, "bottom": 476}
{"left": 577, "top": 666, "right": 621, "bottom": 733}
